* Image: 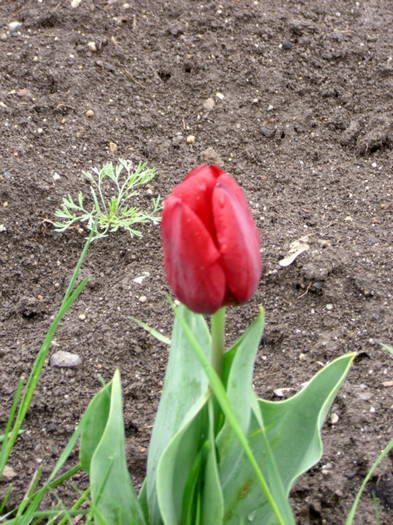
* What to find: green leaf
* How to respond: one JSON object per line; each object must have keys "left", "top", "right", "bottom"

{"left": 55, "top": 209, "right": 72, "bottom": 219}
{"left": 381, "top": 343, "right": 393, "bottom": 356}
{"left": 171, "top": 303, "right": 284, "bottom": 524}
{"left": 216, "top": 308, "right": 293, "bottom": 523}
{"left": 145, "top": 305, "right": 211, "bottom": 525}
{"left": 201, "top": 399, "right": 224, "bottom": 525}
{"left": 346, "top": 436, "right": 393, "bottom": 524}
{"left": 132, "top": 318, "right": 171, "bottom": 346}
{"left": 79, "top": 379, "right": 112, "bottom": 472}
{"left": 222, "top": 308, "right": 265, "bottom": 434}
{"left": 156, "top": 395, "right": 209, "bottom": 525}
{"left": 217, "top": 309, "right": 266, "bottom": 492}
{"left": 77, "top": 191, "right": 84, "bottom": 209}
{"left": 220, "top": 352, "right": 355, "bottom": 524}
{"left": 65, "top": 194, "right": 78, "bottom": 209}
{"left": 250, "top": 391, "right": 295, "bottom": 524}
{"left": 138, "top": 479, "right": 149, "bottom": 523}
{"left": 82, "top": 370, "right": 145, "bottom": 525}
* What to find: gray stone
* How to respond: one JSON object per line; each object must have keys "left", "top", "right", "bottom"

{"left": 50, "top": 351, "right": 82, "bottom": 368}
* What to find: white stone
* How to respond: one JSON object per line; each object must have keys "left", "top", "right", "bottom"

{"left": 2, "top": 465, "right": 17, "bottom": 480}
{"left": 8, "top": 21, "right": 22, "bottom": 32}
{"left": 50, "top": 351, "right": 82, "bottom": 368}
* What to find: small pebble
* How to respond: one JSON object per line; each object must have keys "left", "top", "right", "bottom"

{"left": 109, "top": 141, "right": 118, "bottom": 152}
{"left": 17, "top": 88, "right": 33, "bottom": 99}
{"left": 172, "top": 134, "right": 183, "bottom": 145}
{"left": 87, "top": 41, "right": 97, "bottom": 52}
{"left": 139, "top": 295, "right": 147, "bottom": 303}
{"left": 133, "top": 272, "right": 150, "bottom": 284}
{"left": 79, "top": 313, "right": 86, "bottom": 321}
{"left": 261, "top": 127, "right": 275, "bottom": 138}
{"left": 325, "top": 304, "right": 334, "bottom": 311}
{"left": 85, "top": 110, "right": 95, "bottom": 118}
{"left": 50, "top": 351, "right": 82, "bottom": 368}
{"left": 321, "top": 463, "right": 332, "bottom": 475}
{"left": 53, "top": 173, "right": 61, "bottom": 181}
{"left": 2, "top": 465, "right": 17, "bottom": 481}
{"left": 203, "top": 98, "right": 215, "bottom": 110}
{"left": 330, "top": 413, "right": 339, "bottom": 424}
{"left": 273, "top": 387, "right": 295, "bottom": 398}
{"left": 8, "top": 21, "right": 22, "bottom": 32}
{"left": 216, "top": 92, "right": 225, "bottom": 100}
{"left": 113, "top": 16, "right": 128, "bottom": 25}
{"left": 186, "top": 135, "right": 195, "bottom": 144}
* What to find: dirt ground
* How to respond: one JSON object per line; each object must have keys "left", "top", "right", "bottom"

{"left": 0, "top": 0, "right": 392, "bottom": 523}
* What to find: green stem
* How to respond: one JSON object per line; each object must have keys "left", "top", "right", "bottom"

{"left": 210, "top": 307, "right": 226, "bottom": 379}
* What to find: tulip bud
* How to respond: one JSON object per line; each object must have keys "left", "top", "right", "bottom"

{"left": 161, "top": 164, "right": 262, "bottom": 314}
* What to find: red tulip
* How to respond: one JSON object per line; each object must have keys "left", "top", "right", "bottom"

{"left": 161, "top": 164, "right": 262, "bottom": 314}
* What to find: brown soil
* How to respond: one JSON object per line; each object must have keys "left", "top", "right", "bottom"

{"left": 1, "top": 0, "right": 393, "bottom": 523}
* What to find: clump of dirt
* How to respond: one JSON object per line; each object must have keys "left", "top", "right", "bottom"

{"left": 0, "top": 1, "right": 392, "bottom": 523}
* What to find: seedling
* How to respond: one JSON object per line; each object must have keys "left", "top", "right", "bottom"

{"left": 54, "top": 159, "right": 161, "bottom": 240}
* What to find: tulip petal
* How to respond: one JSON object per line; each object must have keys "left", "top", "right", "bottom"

{"left": 161, "top": 196, "right": 226, "bottom": 314}
{"left": 213, "top": 174, "right": 262, "bottom": 303}
{"left": 170, "top": 165, "right": 225, "bottom": 245}
{"left": 184, "top": 163, "right": 225, "bottom": 182}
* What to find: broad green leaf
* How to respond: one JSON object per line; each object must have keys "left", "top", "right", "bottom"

{"left": 221, "top": 308, "right": 264, "bottom": 390}
{"left": 222, "top": 308, "right": 264, "bottom": 433}
{"left": 79, "top": 379, "right": 112, "bottom": 472}
{"left": 146, "top": 305, "right": 211, "bottom": 524}
{"left": 217, "top": 309, "right": 265, "bottom": 489}
{"left": 138, "top": 479, "right": 149, "bottom": 523}
{"left": 251, "top": 392, "right": 295, "bottom": 524}
{"left": 171, "top": 303, "right": 284, "bottom": 524}
{"left": 220, "top": 352, "right": 355, "bottom": 524}
{"left": 88, "top": 370, "right": 145, "bottom": 525}
{"left": 156, "top": 394, "right": 209, "bottom": 525}
{"left": 201, "top": 399, "right": 224, "bottom": 525}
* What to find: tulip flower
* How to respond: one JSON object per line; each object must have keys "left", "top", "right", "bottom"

{"left": 161, "top": 164, "right": 262, "bottom": 314}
